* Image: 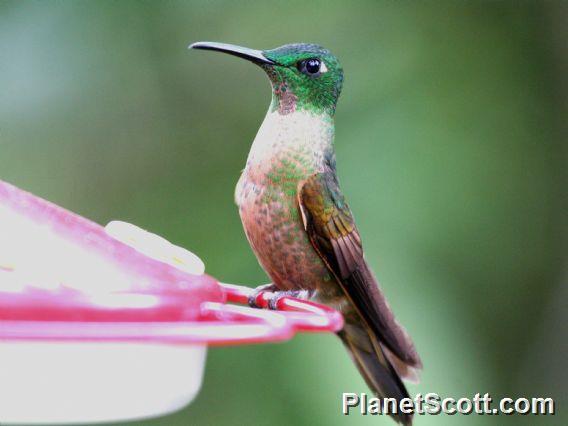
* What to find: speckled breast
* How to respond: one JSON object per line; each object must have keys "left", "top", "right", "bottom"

{"left": 234, "top": 109, "right": 337, "bottom": 293}
{"left": 235, "top": 167, "right": 332, "bottom": 292}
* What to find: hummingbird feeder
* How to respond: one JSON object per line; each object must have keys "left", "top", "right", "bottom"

{"left": 0, "top": 180, "right": 343, "bottom": 424}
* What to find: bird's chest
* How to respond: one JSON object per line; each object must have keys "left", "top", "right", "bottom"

{"left": 234, "top": 109, "right": 334, "bottom": 290}
{"left": 235, "top": 159, "right": 329, "bottom": 290}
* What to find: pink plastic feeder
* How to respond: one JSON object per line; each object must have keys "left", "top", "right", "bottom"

{"left": 0, "top": 180, "right": 342, "bottom": 424}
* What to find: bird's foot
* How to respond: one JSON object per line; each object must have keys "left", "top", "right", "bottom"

{"left": 266, "top": 289, "right": 313, "bottom": 310}
{"left": 248, "top": 284, "right": 312, "bottom": 310}
{"left": 247, "top": 283, "right": 279, "bottom": 308}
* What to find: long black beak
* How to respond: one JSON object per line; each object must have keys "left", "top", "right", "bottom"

{"left": 189, "top": 41, "right": 276, "bottom": 65}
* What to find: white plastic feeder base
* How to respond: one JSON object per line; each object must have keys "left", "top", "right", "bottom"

{"left": 0, "top": 341, "right": 207, "bottom": 424}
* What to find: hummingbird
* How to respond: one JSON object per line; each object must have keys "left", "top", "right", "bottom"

{"left": 191, "top": 41, "right": 422, "bottom": 424}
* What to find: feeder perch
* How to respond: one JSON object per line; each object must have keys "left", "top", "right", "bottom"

{"left": 0, "top": 180, "right": 343, "bottom": 424}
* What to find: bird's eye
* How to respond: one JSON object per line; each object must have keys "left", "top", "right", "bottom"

{"left": 297, "top": 58, "right": 325, "bottom": 76}
{"left": 305, "top": 59, "right": 320, "bottom": 74}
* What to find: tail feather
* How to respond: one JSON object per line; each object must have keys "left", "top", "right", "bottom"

{"left": 383, "top": 344, "right": 421, "bottom": 384}
{"left": 339, "top": 321, "right": 414, "bottom": 425}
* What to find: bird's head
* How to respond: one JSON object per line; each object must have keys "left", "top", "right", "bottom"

{"left": 190, "top": 42, "right": 343, "bottom": 116}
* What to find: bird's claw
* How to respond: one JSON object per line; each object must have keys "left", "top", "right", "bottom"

{"left": 248, "top": 285, "right": 312, "bottom": 310}
{"left": 247, "top": 283, "right": 279, "bottom": 308}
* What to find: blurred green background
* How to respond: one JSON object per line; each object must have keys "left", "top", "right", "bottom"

{"left": 1, "top": 1, "right": 566, "bottom": 425}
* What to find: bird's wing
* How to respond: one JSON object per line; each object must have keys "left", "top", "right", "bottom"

{"left": 298, "top": 172, "right": 421, "bottom": 368}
